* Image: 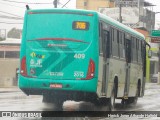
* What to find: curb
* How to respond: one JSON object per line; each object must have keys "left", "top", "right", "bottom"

{"left": 0, "top": 87, "right": 21, "bottom": 93}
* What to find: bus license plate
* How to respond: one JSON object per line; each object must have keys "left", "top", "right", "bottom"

{"left": 50, "top": 84, "right": 62, "bottom": 88}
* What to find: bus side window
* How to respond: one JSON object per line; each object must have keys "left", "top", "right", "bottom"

{"left": 136, "top": 38, "right": 138, "bottom": 62}
{"left": 125, "top": 34, "right": 131, "bottom": 63}
{"left": 141, "top": 41, "right": 146, "bottom": 77}
{"left": 112, "top": 28, "right": 119, "bottom": 58}
{"left": 119, "top": 32, "right": 125, "bottom": 58}
{"left": 110, "top": 27, "right": 114, "bottom": 56}
{"left": 136, "top": 39, "right": 139, "bottom": 62}
{"left": 117, "top": 30, "right": 120, "bottom": 58}
{"left": 102, "top": 23, "right": 110, "bottom": 59}
{"left": 138, "top": 40, "right": 142, "bottom": 63}
{"left": 104, "top": 31, "right": 110, "bottom": 58}
{"left": 99, "top": 22, "right": 103, "bottom": 54}
{"left": 131, "top": 37, "right": 138, "bottom": 63}
{"left": 119, "top": 31, "right": 125, "bottom": 58}
{"left": 119, "top": 31, "right": 122, "bottom": 44}
{"left": 131, "top": 37, "right": 134, "bottom": 62}
{"left": 99, "top": 22, "right": 110, "bottom": 59}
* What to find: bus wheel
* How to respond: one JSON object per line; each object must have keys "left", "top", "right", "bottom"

{"left": 128, "top": 86, "right": 139, "bottom": 105}
{"left": 43, "top": 95, "right": 51, "bottom": 103}
{"left": 43, "top": 95, "right": 63, "bottom": 110}
{"left": 127, "top": 97, "right": 138, "bottom": 105}
{"left": 93, "top": 98, "right": 108, "bottom": 111}
{"left": 108, "top": 85, "right": 115, "bottom": 111}
{"left": 122, "top": 86, "right": 139, "bottom": 106}
{"left": 53, "top": 100, "right": 63, "bottom": 111}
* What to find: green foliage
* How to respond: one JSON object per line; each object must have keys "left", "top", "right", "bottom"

{"left": 7, "top": 28, "right": 22, "bottom": 39}
{"left": 0, "top": 37, "right": 5, "bottom": 41}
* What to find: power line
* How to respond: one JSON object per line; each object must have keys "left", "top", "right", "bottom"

{"left": 58, "top": 1, "right": 67, "bottom": 8}
{"left": 62, "top": 0, "right": 71, "bottom": 8}
{"left": 53, "top": 0, "right": 68, "bottom": 8}
{"left": 0, "top": 10, "right": 23, "bottom": 18}
{"left": 0, "top": 21, "right": 23, "bottom": 24}
{"left": 1, "top": 0, "right": 52, "bottom": 4}
{"left": 0, "top": 15, "right": 23, "bottom": 20}
{"left": 53, "top": 0, "right": 58, "bottom": 8}
{"left": 1, "top": 0, "right": 25, "bottom": 4}
{"left": 0, "top": 2, "right": 24, "bottom": 8}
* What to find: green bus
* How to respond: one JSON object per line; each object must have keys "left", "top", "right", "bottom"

{"left": 19, "top": 9, "right": 149, "bottom": 111}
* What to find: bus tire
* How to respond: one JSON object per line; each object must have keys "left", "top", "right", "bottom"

{"left": 130, "top": 84, "right": 139, "bottom": 105}
{"left": 126, "top": 96, "right": 138, "bottom": 105}
{"left": 123, "top": 84, "right": 139, "bottom": 105}
{"left": 43, "top": 95, "right": 63, "bottom": 110}
{"left": 108, "top": 85, "right": 116, "bottom": 111}
{"left": 43, "top": 95, "right": 51, "bottom": 103}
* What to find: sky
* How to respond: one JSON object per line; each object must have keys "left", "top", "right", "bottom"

{"left": 145, "top": 0, "right": 160, "bottom": 26}
{"left": 0, "top": 0, "right": 76, "bottom": 32}
{"left": 0, "top": 0, "right": 160, "bottom": 33}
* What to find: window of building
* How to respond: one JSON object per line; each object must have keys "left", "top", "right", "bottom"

{"left": 0, "top": 51, "right": 4, "bottom": 58}
{"left": 5, "top": 51, "right": 19, "bottom": 58}
{"left": 84, "top": 1, "right": 87, "bottom": 6}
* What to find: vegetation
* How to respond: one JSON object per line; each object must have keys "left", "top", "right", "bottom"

{"left": 7, "top": 28, "right": 22, "bottom": 39}
{"left": 0, "top": 37, "right": 5, "bottom": 41}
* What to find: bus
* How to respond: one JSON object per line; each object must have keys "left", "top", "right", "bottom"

{"left": 19, "top": 8, "right": 149, "bottom": 111}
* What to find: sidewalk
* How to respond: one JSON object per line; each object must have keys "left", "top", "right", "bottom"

{"left": 145, "top": 83, "right": 160, "bottom": 89}
{"left": 0, "top": 83, "right": 159, "bottom": 93}
{"left": 0, "top": 86, "right": 21, "bottom": 93}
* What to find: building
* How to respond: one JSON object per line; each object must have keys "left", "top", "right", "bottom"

{"left": 114, "top": 0, "right": 143, "bottom": 7}
{"left": 76, "top": 0, "right": 114, "bottom": 11}
{"left": 0, "top": 38, "right": 21, "bottom": 87}
{"left": 76, "top": 0, "right": 157, "bottom": 82}
{"left": 76, "top": 0, "right": 155, "bottom": 32}
{"left": 133, "top": 28, "right": 157, "bottom": 82}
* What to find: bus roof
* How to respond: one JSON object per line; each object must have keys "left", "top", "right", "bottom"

{"left": 26, "top": 8, "right": 144, "bottom": 40}
{"left": 26, "top": 8, "right": 97, "bottom": 16}
{"left": 98, "top": 12, "right": 145, "bottom": 40}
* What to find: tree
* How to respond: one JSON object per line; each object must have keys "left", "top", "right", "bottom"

{"left": 7, "top": 28, "right": 22, "bottom": 39}
{"left": 0, "top": 37, "right": 5, "bottom": 41}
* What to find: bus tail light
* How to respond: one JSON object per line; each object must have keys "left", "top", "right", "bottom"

{"left": 82, "top": 59, "right": 95, "bottom": 80}
{"left": 20, "top": 56, "right": 27, "bottom": 76}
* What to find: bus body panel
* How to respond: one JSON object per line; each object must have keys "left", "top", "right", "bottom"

{"left": 25, "top": 10, "right": 97, "bottom": 80}
{"left": 19, "top": 9, "right": 146, "bottom": 103}
{"left": 97, "top": 13, "right": 145, "bottom": 99}
{"left": 19, "top": 9, "right": 99, "bottom": 96}
{"left": 106, "top": 58, "right": 126, "bottom": 98}
{"left": 19, "top": 75, "right": 98, "bottom": 93}
{"left": 128, "top": 63, "right": 143, "bottom": 97}
{"left": 97, "top": 56, "right": 103, "bottom": 96}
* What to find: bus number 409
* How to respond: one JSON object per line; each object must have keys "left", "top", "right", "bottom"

{"left": 74, "top": 54, "right": 85, "bottom": 59}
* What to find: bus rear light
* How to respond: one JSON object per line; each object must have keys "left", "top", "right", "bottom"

{"left": 20, "top": 56, "right": 27, "bottom": 76}
{"left": 87, "top": 14, "right": 94, "bottom": 16}
{"left": 82, "top": 59, "right": 95, "bottom": 80}
{"left": 28, "top": 12, "right": 33, "bottom": 14}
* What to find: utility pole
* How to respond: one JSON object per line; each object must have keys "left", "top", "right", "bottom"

{"left": 119, "top": 3, "right": 122, "bottom": 23}
{"left": 53, "top": 0, "right": 58, "bottom": 8}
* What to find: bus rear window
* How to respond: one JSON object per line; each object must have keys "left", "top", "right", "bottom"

{"left": 72, "top": 21, "right": 89, "bottom": 30}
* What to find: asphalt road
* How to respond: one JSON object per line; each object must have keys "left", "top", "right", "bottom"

{"left": 0, "top": 83, "right": 160, "bottom": 120}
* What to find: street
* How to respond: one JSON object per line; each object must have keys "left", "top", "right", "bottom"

{"left": 0, "top": 83, "right": 160, "bottom": 120}
{"left": 0, "top": 0, "right": 160, "bottom": 120}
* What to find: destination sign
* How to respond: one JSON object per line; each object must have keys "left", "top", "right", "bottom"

{"left": 72, "top": 21, "right": 89, "bottom": 30}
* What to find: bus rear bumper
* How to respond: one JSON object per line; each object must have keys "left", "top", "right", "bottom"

{"left": 19, "top": 75, "right": 97, "bottom": 96}
{"left": 20, "top": 87, "right": 98, "bottom": 102}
